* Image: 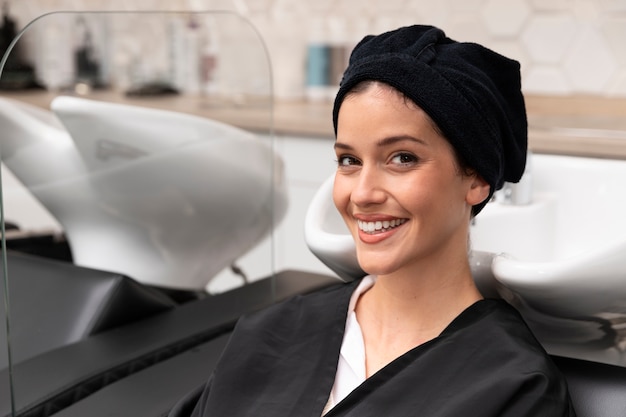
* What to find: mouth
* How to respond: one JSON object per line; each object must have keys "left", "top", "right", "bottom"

{"left": 357, "top": 218, "right": 407, "bottom": 234}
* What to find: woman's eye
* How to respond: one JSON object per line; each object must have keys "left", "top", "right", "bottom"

{"left": 391, "top": 152, "right": 418, "bottom": 166}
{"left": 337, "top": 155, "right": 360, "bottom": 167}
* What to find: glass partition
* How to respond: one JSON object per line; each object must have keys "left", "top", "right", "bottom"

{"left": 0, "top": 11, "right": 280, "bottom": 417}
{"left": 0, "top": 220, "right": 11, "bottom": 416}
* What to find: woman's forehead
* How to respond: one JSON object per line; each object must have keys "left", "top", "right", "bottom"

{"left": 338, "top": 90, "right": 439, "bottom": 138}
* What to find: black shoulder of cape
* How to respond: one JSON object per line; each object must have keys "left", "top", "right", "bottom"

{"left": 182, "top": 279, "right": 358, "bottom": 417}
{"left": 173, "top": 282, "right": 576, "bottom": 417}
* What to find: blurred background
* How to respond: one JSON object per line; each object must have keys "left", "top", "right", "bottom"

{"left": 3, "top": 0, "right": 626, "bottom": 100}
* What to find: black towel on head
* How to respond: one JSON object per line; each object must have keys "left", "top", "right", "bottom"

{"left": 332, "top": 25, "right": 528, "bottom": 214}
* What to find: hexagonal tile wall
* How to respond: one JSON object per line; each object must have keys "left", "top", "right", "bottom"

{"left": 521, "top": 14, "right": 577, "bottom": 64}
{"left": 563, "top": 25, "right": 618, "bottom": 93}
{"left": 481, "top": 0, "right": 530, "bottom": 37}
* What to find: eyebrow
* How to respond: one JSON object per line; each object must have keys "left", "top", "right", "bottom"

{"left": 334, "top": 135, "right": 427, "bottom": 150}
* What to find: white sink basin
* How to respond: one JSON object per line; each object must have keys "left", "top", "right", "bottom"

{"left": 304, "top": 175, "right": 364, "bottom": 282}
{"left": 0, "top": 96, "right": 286, "bottom": 291}
{"left": 473, "top": 153, "right": 626, "bottom": 365}
{"left": 473, "top": 154, "right": 626, "bottom": 262}
{"left": 305, "top": 153, "right": 626, "bottom": 366}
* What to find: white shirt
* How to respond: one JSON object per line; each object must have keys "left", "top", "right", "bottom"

{"left": 322, "top": 275, "right": 376, "bottom": 415}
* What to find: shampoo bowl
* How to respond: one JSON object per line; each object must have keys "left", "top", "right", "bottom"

{"left": 0, "top": 96, "right": 286, "bottom": 291}
{"left": 472, "top": 153, "right": 626, "bottom": 365}
{"left": 304, "top": 174, "right": 364, "bottom": 282}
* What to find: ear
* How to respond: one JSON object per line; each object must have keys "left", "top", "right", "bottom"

{"left": 465, "top": 174, "right": 490, "bottom": 206}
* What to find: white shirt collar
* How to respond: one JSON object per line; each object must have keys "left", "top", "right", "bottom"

{"left": 323, "top": 275, "right": 376, "bottom": 414}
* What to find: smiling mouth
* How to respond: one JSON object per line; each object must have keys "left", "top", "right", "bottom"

{"left": 357, "top": 218, "right": 407, "bottom": 234}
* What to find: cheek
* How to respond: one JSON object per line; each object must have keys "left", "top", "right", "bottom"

{"left": 333, "top": 176, "right": 359, "bottom": 233}
{"left": 332, "top": 175, "right": 349, "bottom": 214}
{"left": 402, "top": 172, "right": 463, "bottom": 217}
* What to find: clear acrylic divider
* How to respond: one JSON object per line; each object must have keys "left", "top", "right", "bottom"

{"left": 0, "top": 11, "right": 279, "bottom": 417}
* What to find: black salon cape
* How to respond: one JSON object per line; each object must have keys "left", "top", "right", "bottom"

{"left": 169, "top": 279, "right": 576, "bottom": 417}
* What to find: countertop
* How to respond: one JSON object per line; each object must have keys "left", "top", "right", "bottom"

{"left": 3, "top": 90, "right": 626, "bottom": 159}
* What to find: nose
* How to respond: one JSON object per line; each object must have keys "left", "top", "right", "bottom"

{"left": 350, "top": 165, "right": 387, "bottom": 207}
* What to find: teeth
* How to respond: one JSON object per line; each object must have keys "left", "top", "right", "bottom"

{"left": 358, "top": 218, "right": 406, "bottom": 234}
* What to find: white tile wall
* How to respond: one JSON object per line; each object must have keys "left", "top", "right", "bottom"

{"left": 521, "top": 15, "right": 577, "bottom": 64}
{"left": 5, "top": 0, "right": 626, "bottom": 98}
{"left": 481, "top": 0, "right": 531, "bottom": 37}
{"left": 563, "top": 25, "right": 617, "bottom": 93}
{"left": 524, "top": 66, "right": 573, "bottom": 95}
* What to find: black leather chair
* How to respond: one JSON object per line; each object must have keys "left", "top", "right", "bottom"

{"left": 552, "top": 355, "right": 626, "bottom": 417}
{"left": 2, "top": 255, "right": 625, "bottom": 417}
{"left": 44, "top": 348, "right": 626, "bottom": 417}
{"left": 0, "top": 251, "right": 176, "bottom": 368}
{"left": 0, "top": 269, "right": 339, "bottom": 417}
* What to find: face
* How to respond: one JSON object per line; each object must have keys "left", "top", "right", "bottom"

{"left": 333, "top": 83, "right": 489, "bottom": 277}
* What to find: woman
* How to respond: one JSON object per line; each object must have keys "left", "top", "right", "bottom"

{"left": 170, "top": 25, "right": 576, "bottom": 416}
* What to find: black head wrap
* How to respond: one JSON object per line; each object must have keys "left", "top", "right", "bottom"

{"left": 332, "top": 25, "right": 527, "bottom": 214}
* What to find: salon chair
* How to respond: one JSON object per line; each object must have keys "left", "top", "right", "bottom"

{"left": 0, "top": 251, "right": 176, "bottom": 369}
{"left": 1, "top": 249, "right": 624, "bottom": 416}
{"left": 2, "top": 264, "right": 625, "bottom": 416}
{"left": 0, "top": 264, "right": 338, "bottom": 417}
{"left": 38, "top": 345, "right": 626, "bottom": 417}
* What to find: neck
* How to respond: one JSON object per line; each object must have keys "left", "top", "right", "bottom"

{"left": 355, "top": 252, "right": 482, "bottom": 376}
{"left": 361, "top": 255, "right": 481, "bottom": 328}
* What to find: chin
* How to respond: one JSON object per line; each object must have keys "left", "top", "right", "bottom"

{"left": 356, "top": 256, "right": 396, "bottom": 277}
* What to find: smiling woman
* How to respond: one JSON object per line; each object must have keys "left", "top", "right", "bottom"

{"left": 169, "top": 25, "right": 577, "bottom": 417}
{"left": 333, "top": 82, "right": 489, "bottom": 284}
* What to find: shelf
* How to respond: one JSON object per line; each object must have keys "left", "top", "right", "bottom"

{"left": 2, "top": 90, "right": 625, "bottom": 159}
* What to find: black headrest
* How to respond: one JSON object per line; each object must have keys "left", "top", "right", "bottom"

{"left": 0, "top": 251, "right": 176, "bottom": 368}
